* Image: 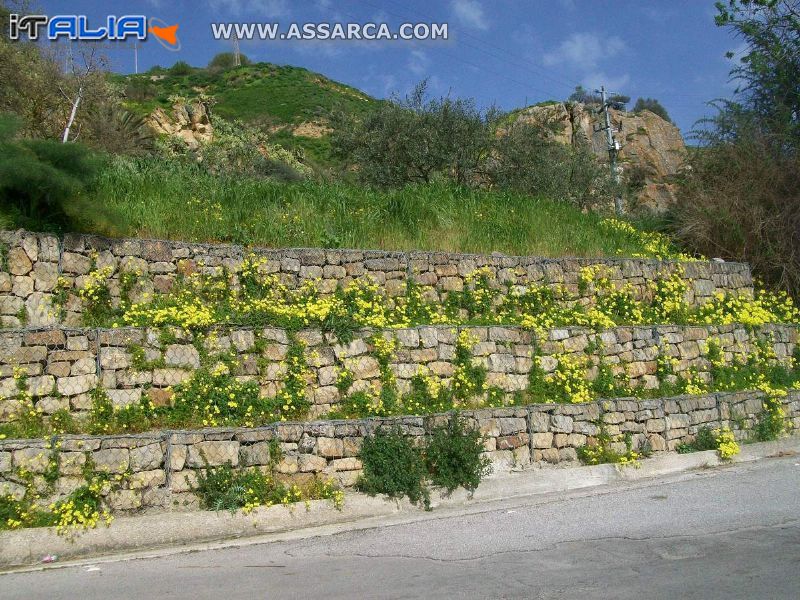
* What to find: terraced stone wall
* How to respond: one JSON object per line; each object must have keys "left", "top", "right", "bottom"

{"left": 0, "top": 230, "right": 754, "bottom": 327}
{"left": 1, "top": 390, "right": 798, "bottom": 512}
{"left": 0, "top": 324, "right": 796, "bottom": 422}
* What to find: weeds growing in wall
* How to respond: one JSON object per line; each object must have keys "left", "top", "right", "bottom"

{"left": 48, "top": 258, "right": 800, "bottom": 333}
{"left": 357, "top": 415, "right": 492, "bottom": 509}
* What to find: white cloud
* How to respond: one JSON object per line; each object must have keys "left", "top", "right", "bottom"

{"left": 450, "top": 0, "right": 489, "bottom": 30}
{"left": 583, "top": 72, "right": 631, "bottom": 94}
{"left": 408, "top": 49, "right": 430, "bottom": 76}
{"left": 543, "top": 32, "right": 625, "bottom": 71}
{"left": 208, "top": 0, "right": 290, "bottom": 17}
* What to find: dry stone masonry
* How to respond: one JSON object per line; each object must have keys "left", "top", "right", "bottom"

{"left": 1, "top": 389, "right": 798, "bottom": 512}
{"left": 0, "top": 324, "right": 796, "bottom": 421}
{"left": 0, "top": 229, "right": 753, "bottom": 327}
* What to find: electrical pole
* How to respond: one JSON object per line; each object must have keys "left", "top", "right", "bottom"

{"left": 596, "top": 86, "right": 624, "bottom": 215}
{"left": 233, "top": 34, "right": 241, "bottom": 66}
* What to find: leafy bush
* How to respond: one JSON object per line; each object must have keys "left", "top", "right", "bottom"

{"left": 358, "top": 418, "right": 493, "bottom": 508}
{"left": 425, "top": 416, "right": 491, "bottom": 495}
{"left": 168, "top": 61, "right": 193, "bottom": 76}
{"left": 194, "top": 463, "right": 299, "bottom": 512}
{"left": 487, "top": 119, "right": 618, "bottom": 209}
{"left": 208, "top": 52, "right": 251, "bottom": 71}
{"left": 332, "top": 82, "right": 492, "bottom": 188}
{"left": 357, "top": 427, "right": 430, "bottom": 508}
{"left": 0, "top": 114, "right": 103, "bottom": 228}
{"left": 633, "top": 97, "right": 672, "bottom": 123}
{"left": 332, "top": 82, "right": 617, "bottom": 208}
{"left": 673, "top": 122, "right": 800, "bottom": 295}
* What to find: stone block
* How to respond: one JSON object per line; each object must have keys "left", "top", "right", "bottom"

{"left": 316, "top": 437, "right": 344, "bottom": 458}
{"left": 550, "top": 414, "right": 573, "bottom": 433}
{"left": 531, "top": 432, "right": 554, "bottom": 449}
{"left": 187, "top": 441, "right": 239, "bottom": 467}
{"left": 164, "top": 344, "right": 201, "bottom": 369}
{"left": 299, "top": 454, "right": 328, "bottom": 472}
{"left": 130, "top": 443, "right": 164, "bottom": 471}
{"left": 240, "top": 442, "right": 271, "bottom": 466}
{"left": 57, "top": 374, "right": 97, "bottom": 396}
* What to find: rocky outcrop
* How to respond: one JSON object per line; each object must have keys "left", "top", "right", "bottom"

{"left": 145, "top": 100, "right": 213, "bottom": 149}
{"left": 515, "top": 103, "right": 686, "bottom": 211}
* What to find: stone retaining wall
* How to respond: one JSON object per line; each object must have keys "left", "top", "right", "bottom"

{"left": 1, "top": 390, "right": 798, "bottom": 512}
{"left": 0, "top": 229, "right": 753, "bottom": 327}
{"left": 0, "top": 324, "right": 796, "bottom": 422}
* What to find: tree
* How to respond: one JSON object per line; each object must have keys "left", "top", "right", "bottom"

{"left": 567, "top": 85, "right": 629, "bottom": 110}
{"left": 331, "top": 81, "right": 493, "bottom": 187}
{"left": 673, "top": 0, "right": 800, "bottom": 295}
{"left": 60, "top": 45, "right": 107, "bottom": 143}
{"left": 208, "top": 52, "right": 251, "bottom": 71}
{"left": 715, "top": 0, "right": 800, "bottom": 145}
{"left": 633, "top": 98, "right": 673, "bottom": 123}
{"left": 568, "top": 85, "right": 601, "bottom": 105}
{"left": 168, "top": 60, "right": 193, "bottom": 76}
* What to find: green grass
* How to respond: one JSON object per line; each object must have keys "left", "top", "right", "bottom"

{"left": 117, "top": 63, "right": 375, "bottom": 126}
{"left": 57, "top": 156, "right": 655, "bottom": 257}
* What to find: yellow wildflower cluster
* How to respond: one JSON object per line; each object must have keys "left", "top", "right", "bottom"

{"left": 62, "top": 248, "right": 800, "bottom": 336}
{"left": 600, "top": 218, "right": 700, "bottom": 261}
{"left": 547, "top": 354, "right": 594, "bottom": 403}
{"left": 698, "top": 290, "right": 800, "bottom": 327}
{"left": 578, "top": 264, "right": 614, "bottom": 292}
{"left": 451, "top": 330, "right": 486, "bottom": 403}
{"left": 50, "top": 493, "right": 113, "bottom": 536}
{"left": 76, "top": 266, "right": 114, "bottom": 305}
{"left": 714, "top": 427, "right": 740, "bottom": 460}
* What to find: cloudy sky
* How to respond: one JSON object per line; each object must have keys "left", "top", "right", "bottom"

{"left": 41, "top": 0, "right": 747, "bottom": 135}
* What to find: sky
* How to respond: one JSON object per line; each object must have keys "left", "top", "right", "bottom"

{"left": 38, "top": 0, "right": 748, "bottom": 136}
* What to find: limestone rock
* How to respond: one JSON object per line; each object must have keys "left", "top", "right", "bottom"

{"left": 514, "top": 103, "right": 686, "bottom": 212}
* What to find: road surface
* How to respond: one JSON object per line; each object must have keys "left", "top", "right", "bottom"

{"left": 2, "top": 455, "right": 799, "bottom": 599}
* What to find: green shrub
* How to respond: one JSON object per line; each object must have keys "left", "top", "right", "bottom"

{"left": 358, "top": 418, "right": 493, "bottom": 508}
{"left": 577, "top": 424, "right": 639, "bottom": 466}
{"left": 194, "top": 463, "right": 297, "bottom": 512}
{"left": 633, "top": 98, "right": 673, "bottom": 123}
{"left": 168, "top": 61, "right": 193, "bottom": 76}
{"left": 358, "top": 427, "right": 430, "bottom": 508}
{"left": 0, "top": 115, "right": 103, "bottom": 229}
{"left": 208, "top": 52, "right": 251, "bottom": 71}
{"left": 692, "top": 426, "right": 719, "bottom": 451}
{"left": 425, "top": 416, "right": 491, "bottom": 495}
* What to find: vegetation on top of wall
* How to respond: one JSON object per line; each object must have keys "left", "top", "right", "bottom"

{"left": 58, "top": 258, "right": 798, "bottom": 336}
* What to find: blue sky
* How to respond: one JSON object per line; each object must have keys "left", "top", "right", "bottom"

{"left": 40, "top": 0, "right": 747, "bottom": 135}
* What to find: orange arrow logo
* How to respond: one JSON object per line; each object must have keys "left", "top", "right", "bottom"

{"left": 148, "top": 18, "right": 181, "bottom": 51}
{"left": 149, "top": 24, "right": 178, "bottom": 45}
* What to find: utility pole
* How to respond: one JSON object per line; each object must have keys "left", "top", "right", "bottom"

{"left": 596, "top": 86, "right": 624, "bottom": 215}
{"left": 233, "top": 34, "right": 241, "bottom": 66}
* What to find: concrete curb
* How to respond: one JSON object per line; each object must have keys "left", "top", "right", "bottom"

{"left": 1, "top": 437, "right": 798, "bottom": 570}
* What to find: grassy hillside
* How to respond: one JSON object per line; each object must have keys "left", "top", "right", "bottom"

{"left": 117, "top": 62, "right": 375, "bottom": 124}
{"left": 115, "top": 62, "right": 375, "bottom": 164}
{"left": 50, "top": 156, "right": 677, "bottom": 259}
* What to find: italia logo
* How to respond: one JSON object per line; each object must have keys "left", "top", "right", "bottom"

{"left": 7, "top": 14, "right": 180, "bottom": 50}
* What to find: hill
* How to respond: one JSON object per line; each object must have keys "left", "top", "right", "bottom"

{"left": 114, "top": 62, "right": 377, "bottom": 164}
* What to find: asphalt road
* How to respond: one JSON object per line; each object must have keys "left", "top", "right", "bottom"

{"left": 3, "top": 456, "right": 799, "bottom": 600}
